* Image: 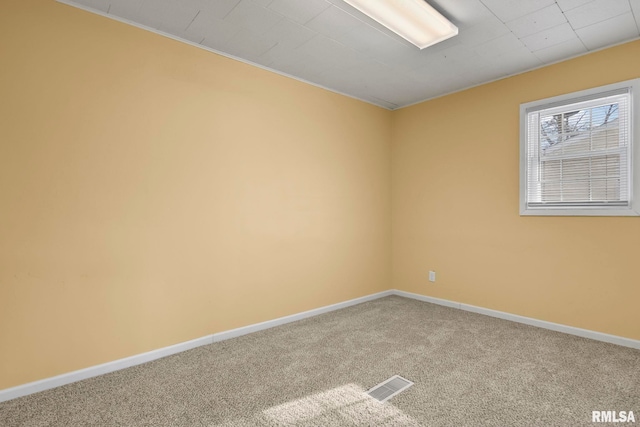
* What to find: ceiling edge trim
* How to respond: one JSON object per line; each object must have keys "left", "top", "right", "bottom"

{"left": 54, "top": 1, "right": 640, "bottom": 111}
{"left": 397, "top": 36, "right": 640, "bottom": 110}
{"left": 55, "top": 0, "right": 396, "bottom": 110}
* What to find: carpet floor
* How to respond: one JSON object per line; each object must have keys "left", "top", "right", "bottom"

{"left": 1, "top": 295, "right": 639, "bottom": 426}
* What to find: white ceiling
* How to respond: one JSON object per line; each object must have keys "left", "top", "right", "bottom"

{"left": 60, "top": 0, "right": 640, "bottom": 109}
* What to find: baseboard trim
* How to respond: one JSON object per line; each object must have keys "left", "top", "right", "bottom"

{"left": 0, "top": 334, "right": 215, "bottom": 404}
{"left": 0, "top": 290, "right": 392, "bottom": 403}
{"left": 213, "top": 290, "right": 394, "bottom": 343}
{"left": 393, "top": 290, "right": 640, "bottom": 350}
{"left": 3, "top": 288, "right": 638, "bottom": 402}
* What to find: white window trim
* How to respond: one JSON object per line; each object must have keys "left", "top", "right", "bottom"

{"left": 519, "top": 78, "right": 640, "bottom": 217}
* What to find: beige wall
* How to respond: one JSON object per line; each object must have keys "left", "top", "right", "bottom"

{"left": 0, "top": 1, "right": 391, "bottom": 390}
{"left": 392, "top": 40, "right": 640, "bottom": 341}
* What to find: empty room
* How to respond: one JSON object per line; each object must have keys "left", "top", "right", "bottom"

{"left": 1, "top": 0, "right": 639, "bottom": 426}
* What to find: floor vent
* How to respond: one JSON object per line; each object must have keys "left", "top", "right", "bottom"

{"left": 366, "top": 375, "right": 414, "bottom": 402}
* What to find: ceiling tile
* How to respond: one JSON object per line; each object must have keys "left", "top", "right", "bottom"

{"left": 336, "top": 61, "right": 403, "bottom": 99}
{"left": 263, "top": 36, "right": 361, "bottom": 80}
{"left": 136, "top": 0, "right": 200, "bottom": 34}
{"left": 435, "top": 44, "right": 492, "bottom": 72}
{"left": 631, "top": 0, "right": 640, "bottom": 30}
{"left": 395, "top": 83, "right": 443, "bottom": 107}
{"left": 533, "top": 37, "right": 587, "bottom": 63}
{"left": 479, "top": 0, "right": 556, "bottom": 22}
{"left": 305, "top": 5, "right": 363, "bottom": 39}
{"left": 224, "top": 0, "right": 283, "bottom": 35}
{"left": 336, "top": 23, "right": 408, "bottom": 59}
{"left": 252, "top": 0, "right": 273, "bottom": 6}
{"left": 201, "top": 35, "right": 233, "bottom": 53}
{"left": 505, "top": 4, "right": 567, "bottom": 38}
{"left": 556, "top": 0, "right": 595, "bottom": 11}
{"left": 298, "top": 67, "right": 359, "bottom": 90}
{"left": 391, "top": 58, "right": 442, "bottom": 82}
{"left": 268, "top": 0, "right": 330, "bottom": 25}
{"left": 300, "top": 36, "right": 366, "bottom": 70}
{"left": 488, "top": 46, "right": 543, "bottom": 74}
{"left": 222, "top": 31, "right": 278, "bottom": 60}
{"left": 373, "top": 46, "right": 434, "bottom": 73}
{"left": 260, "top": 19, "right": 317, "bottom": 49}
{"left": 398, "top": 44, "right": 490, "bottom": 82}
{"left": 520, "top": 23, "right": 577, "bottom": 51}
{"left": 474, "top": 33, "right": 526, "bottom": 58}
{"left": 455, "top": 15, "right": 511, "bottom": 47}
{"left": 322, "top": 0, "right": 358, "bottom": 9}
{"left": 461, "top": 65, "right": 509, "bottom": 86}
{"left": 575, "top": 12, "right": 639, "bottom": 50}
{"left": 428, "top": 0, "right": 493, "bottom": 26}
{"left": 368, "top": 81, "right": 417, "bottom": 109}
{"left": 257, "top": 43, "right": 297, "bottom": 67}
{"left": 347, "top": 60, "right": 403, "bottom": 84}
{"left": 411, "top": 75, "right": 469, "bottom": 98}
{"left": 423, "top": 35, "right": 462, "bottom": 53}
{"left": 269, "top": 48, "right": 335, "bottom": 82}
{"left": 78, "top": 0, "right": 109, "bottom": 13}
{"left": 185, "top": 11, "right": 240, "bottom": 45}
{"left": 108, "top": 0, "right": 144, "bottom": 21}
{"left": 187, "top": 0, "right": 241, "bottom": 20}
{"left": 564, "top": 0, "right": 631, "bottom": 29}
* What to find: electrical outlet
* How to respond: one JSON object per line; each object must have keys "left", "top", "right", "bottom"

{"left": 429, "top": 271, "right": 436, "bottom": 282}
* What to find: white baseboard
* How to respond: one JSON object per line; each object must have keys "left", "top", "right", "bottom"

{"left": 213, "top": 290, "right": 393, "bottom": 343}
{"left": 0, "top": 290, "right": 392, "bottom": 403}
{"left": 392, "top": 290, "right": 461, "bottom": 309}
{"left": 0, "top": 334, "right": 215, "bottom": 404}
{"left": 394, "top": 290, "right": 640, "bottom": 350}
{"left": 2, "top": 288, "right": 638, "bottom": 403}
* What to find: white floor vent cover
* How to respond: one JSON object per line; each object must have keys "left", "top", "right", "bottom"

{"left": 366, "top": 375, "right": 414, "bottom": 402}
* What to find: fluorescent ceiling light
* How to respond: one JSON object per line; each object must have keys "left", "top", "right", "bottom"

{"left": 343, "top": 0, "right": 458, "bottom": 49}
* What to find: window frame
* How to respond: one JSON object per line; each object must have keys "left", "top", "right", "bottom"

{"left": 519, "top": 78, "right": 640, "bottom": 217}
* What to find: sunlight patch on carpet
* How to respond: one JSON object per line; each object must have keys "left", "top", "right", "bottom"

{"left": 261, "top": 383, "right": 420, "bottom": 426}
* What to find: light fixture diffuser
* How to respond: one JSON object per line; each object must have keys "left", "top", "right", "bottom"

{"left": 343, "top": 0, "right": 458, "bottom": 49}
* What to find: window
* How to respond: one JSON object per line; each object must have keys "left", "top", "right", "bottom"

{"left": 520, "top": 79, "right": 640, "bottom": 216}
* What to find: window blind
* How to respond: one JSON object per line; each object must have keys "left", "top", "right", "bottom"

{"left": 524, "top": 90, "right": 631, "bottom": 209}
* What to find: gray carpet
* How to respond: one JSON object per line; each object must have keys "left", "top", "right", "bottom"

{"left": 1, "top": 296, "right": 639, "bottom": 426}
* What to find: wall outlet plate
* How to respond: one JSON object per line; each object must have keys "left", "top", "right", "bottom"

{"left": 429, "top": 271, "right": 436, "bottom": 282}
